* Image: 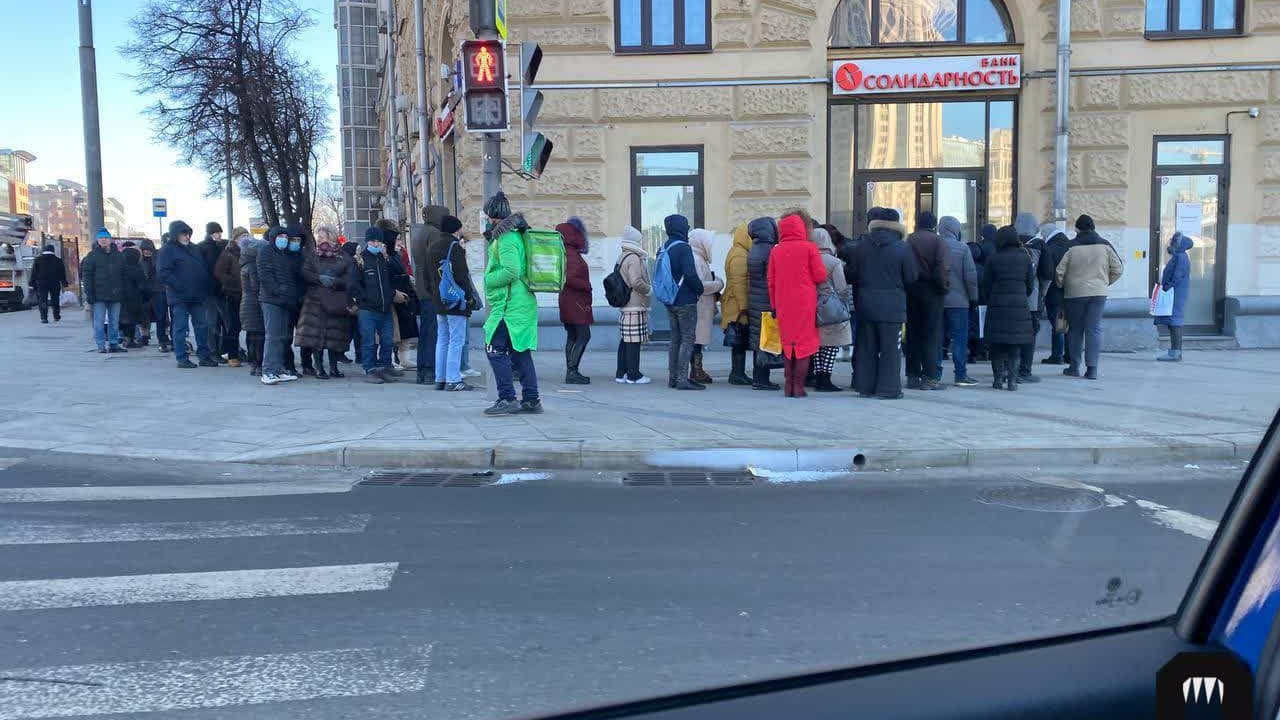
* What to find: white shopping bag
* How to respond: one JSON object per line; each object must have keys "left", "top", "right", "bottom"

{"left": 60, "top": 290, "right": 78, "bottom": 308}
{"left": 1150, "top": 283, "right": 1174, "bottom": 317}
{"left": 977, "top": 305, "right": 988, "bottom": 339}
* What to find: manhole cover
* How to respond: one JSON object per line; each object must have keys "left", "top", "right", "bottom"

{"left": 356, "top": 470, "right": 496, "bottom": 487}
{"left": 623, "top": 471, "right": 756, "bottom": 487}
{"left": 977, "top": 485, "right": 1103, "bottom": 512}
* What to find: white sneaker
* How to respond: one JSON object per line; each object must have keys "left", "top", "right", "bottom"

{"left": 278, "top": 371, "right": 299, "bottom": 382}
{"left": 392, "top": 363, "right": 405, "bottom": 371}
{"left": 628, "top": 376, "right": 652, "bottom": 385}
{"left": 615, "top": 377, "right": 628, "bottom": 384}
{"left": 260, "top": 373, "right": 281, "bottom": 386}
{"left": 462, "top": 368, "right": 482, "bottom": 378}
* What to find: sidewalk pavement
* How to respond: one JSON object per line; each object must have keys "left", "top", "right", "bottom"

{"left": 1, "top": 309, "right": 1276, "bottom": 472}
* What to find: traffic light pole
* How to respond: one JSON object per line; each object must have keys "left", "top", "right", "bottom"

{"left": 77, "top": 0, "right": 105, "bottom": 235}
{"left": 477, "top": 27, "right": 503, "bottom": 204}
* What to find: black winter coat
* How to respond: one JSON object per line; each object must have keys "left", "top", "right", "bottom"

{"left": 30, "top": 251, "right": 67, "bottom": 291}
{"left": 839, "top": 233, "right": 866, "bottom": 286}
{"left": 239, "top": 242, "right": 265, "bottom": 333}
{"left": 197, "top": 238, "right": 227, "bottom": 298}
{"left": 119, "top": 249, "right": 148, "bottom": 325}
{"left": 981, "top": 241, "right": 1035, "bottom": 346}
{"left": 425, "top": 236, "right": 479, "bottom": 317}
{"left": 295, "top": 252, "right": 356, "bottom": 351}
{"left": 387, "top": 250, "right": 418, "bottom": 340}
{"left": 156, "top": 240, "right": 212, "bottom": 303}
{"left": 356, "top": 250, "right": 395, "bottom": 312}
{"left": 1041, "top": 232, "right": 1075, "bottom": 306}
{"left": 848, "top": 220, "right": 919, "bottom": 324}
{"left": 80, "top": 245, "right": 126, "bottom": 304}
{"left": 257, "top": 241, "right": 302, "bottom": 309}
{"left": 745, "top": 217, "right": 779, "bottom": 349}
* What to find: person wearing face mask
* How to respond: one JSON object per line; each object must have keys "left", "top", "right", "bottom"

{"left": 213, "top": 227, "right": 249, "bottom": 367}
{"left": 157, "top": 220, "right": 217, "bottom": 368}
{"left": 239, "top": 234, "right": 266, "bottom": 376}
{"left": 197, "top": 222, "right": 231, "bottom": 364}
{"left": 80, "top": 228, "right": 128, "bottom": 353}
{"left": 281, "top": 223, "right": 308, "bottom": 377}
{"left": 256, "top": 226, "right": 303, "bottom": 385}
{"left": 1154, "top": 231, "right": 1193, "bottom": 362}
{"left": 296, "top": 223, "right": 356, "bottom": 379}
{"left": 355, "top": 226, "right": 401, "bottom": 383}
{"left": 137, "top": 239, "right": 168, "bottom": 350}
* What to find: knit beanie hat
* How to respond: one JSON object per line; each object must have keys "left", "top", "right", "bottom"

{"left": 917, "top": 211, "right": 937, "bottom": 230}
{"left": 1075, "top": 214, "right": 1095, "bottom": 232}
{"left": 483, "top": 191, "right": 511, "bottom": 220}
{"left": 441, "top": 215, "right": 463, "bottom": 234}
{"left": 206, "top": 222, "right": 223, "bottom": 235}
{"left": 364, "top": 226, "right": 384, "bottom": 243}
{"left": 96, "top": 227, "right": 111, "bottom": 239}
{"left": 622, "top": 225, "right": 642, "bottom": 245}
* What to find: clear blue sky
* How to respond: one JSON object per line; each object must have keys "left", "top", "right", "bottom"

{"left": 0, "top": 0, "right": 342, "bottom": 235}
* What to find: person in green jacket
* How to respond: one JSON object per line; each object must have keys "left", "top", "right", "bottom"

{"left": 482, "top": 191, "right": 543, "bottom": 416}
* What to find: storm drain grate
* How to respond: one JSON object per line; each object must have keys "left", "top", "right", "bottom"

{"left": 357, "top": 470, "right": 497, "bottom": 487}
{"left": 623, "top": 471, "right": 756, "bottom": 487}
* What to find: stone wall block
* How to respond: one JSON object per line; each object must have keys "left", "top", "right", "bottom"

{"left": 1107, "top": 7, "right": 1144, "bottom": 33}
{"left": 716, "top": 19, "right": 753, "bottom": 46}
{"left": 509, "top": 0, "right": 566, "bottom": 17}
{"left": 1264, "top": 150, "right": 1280, "bottom": 182}
{"left": 731, "top": 163, "right": 770, "bottom": 195}
{"left": 731, "top": 123, "right": 811, "bottom": 156}
{"left": 1068, "top": 189, "right": 1128, "bottom": 224}
{"left": 514, "top": 22, "right": 610, "bottom": 49}
{"left": 1084, "top": 152, "right": 1128, "bottom": 186}
{"left": 731, "top": 197, "right": 810, "bottom": 222}
{"left": 573, "top": 126, "right": 605, "bottom": 159}
{"left": 1071, "top": 113, "right": 1130, "bottom": 147}
{"left": 772, "top": 160, "right": 810, "bottom": 192}
{"left": 599, "top": 87, "right": 734, "bottom": 120}
{"left": 736, "top": 85, "right": 812, "bottom": 118}
{"left": 757, "top": 7, "right": 811, "bottom": 44}
{"left": 1081, "top": 76, "right": 1121, "bottom": 109}
{"left": 1129, "top": 72, "right": 1269, "bottom": 106}
{"left": 1261, "top": 189, "right": 1280, "bottom": 219}
{"left": 540, "top": 89, "right": 596, "bottom": 122}
{"left": 528, "top": 164, "right": 605, "bottom": 196}
{"left": 568, "top": 0, "right": 607, "bottom": 16}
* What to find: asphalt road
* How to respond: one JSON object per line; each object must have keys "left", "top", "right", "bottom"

{"left": 0, "top": 451, "right": 1245, "bottom": 720}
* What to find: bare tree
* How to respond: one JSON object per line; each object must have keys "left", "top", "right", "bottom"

{"left": 313, "top": 177, "right": 344, "bottom": 233}
{"left": 122, "top": 0, "right": 329, "bottom": 228}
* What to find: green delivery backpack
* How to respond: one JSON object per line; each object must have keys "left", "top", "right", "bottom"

{"left": 521, "top": 228, "right": 566, "bottom": 293}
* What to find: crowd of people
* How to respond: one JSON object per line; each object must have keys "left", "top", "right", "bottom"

{"left": 56, "top": 188, "right": 1192, "bottom": 413}
{"left": 605, "top": 207, "right": 1131, "bottom": 398}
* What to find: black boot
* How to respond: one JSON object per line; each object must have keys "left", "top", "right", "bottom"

{"left": 329, "top": 350, "right": 345, "bottom": 378}
{"left": 751, "top": 364, "right": 779, "bottom": 391}
{"left": 991, "top": 355, "right": 1004, "bottom": 389}
{"left": 300, "top": 348, "right": 317, "bottom": 377}
{"left": 814, "top": 373, "right": 842, "bottom": 392}
{"left": 565, "top": 338, "right": 590, "bottom": 384}
{"left": 1006, "top": 358, "right": 1018, "bottom": 391}
{"left": 728, "top": 348, "right": 751, "bottom": 385}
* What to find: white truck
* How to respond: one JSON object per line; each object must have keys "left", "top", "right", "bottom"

{"left": 0, "top": 213, "right": 37, "bottom": 311}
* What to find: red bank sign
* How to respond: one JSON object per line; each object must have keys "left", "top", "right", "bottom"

{"left": 831, "top": 54, "right": 1021, "bottom": 96}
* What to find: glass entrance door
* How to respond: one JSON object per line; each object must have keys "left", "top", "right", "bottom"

{"left": 1151, "top": 136, "right": 1228, "bottom": 332}
{"left": 858, "top": 170, "right": 983, "bottom": 240}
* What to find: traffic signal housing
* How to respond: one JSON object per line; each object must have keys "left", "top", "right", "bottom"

{"left": 520, "top": 43, "right": 553, "bottom": 178}
{"left": 461, "top": 39, "right": 508, "bottom": 132}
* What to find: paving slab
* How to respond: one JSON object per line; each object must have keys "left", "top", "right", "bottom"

{"left": 2, "top": 310, "right": 1277, "bottom": 471}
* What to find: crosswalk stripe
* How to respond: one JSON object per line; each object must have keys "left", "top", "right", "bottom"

{"left": 0, "top": 480, "right": 353, "bottom": 503}
{"left": 0, "top": 513, "right": 372, "bottom": 546}
{"left": 0, "top": 644, "right": 432, "bottom": 719}
{"left": 0, "top": 562, "right": 399, "bottom": 611}
{"left": 0, "top": 458, "right": 26, "bottom": 471}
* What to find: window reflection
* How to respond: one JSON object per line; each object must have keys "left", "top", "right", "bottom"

{"left": 857, "top": 101, "right": 985, "bottom": 169}
{"left": 988, "top": 101, "right": 1014, "bottom": 228}
{"left": 684, "top": 0, "right": 707, "bottom": 44}
{"left": 652, "top": 0, "right": 675, "bottom": 45}
{"left": 880, "top": 0, "right": 957, "bottom": 42}
{"left": 828, "top": 0, "right": 1010, "bottom": 46}
{"left": 636, "top": 152, "right": 700, "bottom": 175}
{"left": 829, "top": 106, "right": 858, "bottom": 237}
{"left": 1213, "top": 0, "right": 1236, "bottom": 30}
{"left": 1156, "top": 140, "right": 1226, "bottom": 166}
{"left": 1177, "top": 0, "right": 1203, "bottom": 30}
{"left": 619, "top": 0, "right": 642, "bottom": 45}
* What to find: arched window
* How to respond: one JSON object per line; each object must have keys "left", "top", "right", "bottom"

{"left": 828, "top": 0, "right": 1012, "bottom": 47}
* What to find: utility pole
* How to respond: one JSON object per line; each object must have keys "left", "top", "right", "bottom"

{"left": 77, "top": 0, "right": 105, "bottom": 234}
{"left": 414, "top": 0, "right": 430, "bottom": 214}
{"left": 224, "top": 98, "right": 234, "bottom": 232}
{"left": 1052, "top": 0, "right": 1072, "bottom": 229}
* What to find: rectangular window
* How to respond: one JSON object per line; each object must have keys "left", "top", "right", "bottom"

{"left": 630, "top": 146, "right": 704, "bottom": 257}
{"left": 615, "top": 0, "right": 711, "bottom": 53}
{"left": 1156, "top": 138, "right": 1227, "bottom": 165}
{"left": 1145, "top": 0, "right": 1241, "bottom": 36}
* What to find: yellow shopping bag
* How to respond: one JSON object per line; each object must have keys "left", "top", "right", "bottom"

{"left": 759, "top": 311, "right": 782, "bottom": 355}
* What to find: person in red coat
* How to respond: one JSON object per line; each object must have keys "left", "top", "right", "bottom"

{"left": 557, "top": 217, "right": 594, "bottom": 384}
{"left": 767, "top": 211, "right": 829, "bottom": 398}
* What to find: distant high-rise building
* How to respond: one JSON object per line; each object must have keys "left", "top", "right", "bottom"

{"left": 29, "top": 180, "right": 89, "bottom": 243}
{"left": 0, "top": 149, "right": 36, "bottom": 214}
{"left": 104, "top": 197, "right": 127, "bottom": 238}
{"left": 334, "top": 0, "right": 381, "bottom": 240}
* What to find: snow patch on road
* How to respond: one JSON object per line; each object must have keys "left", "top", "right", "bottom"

{"left": 495, "top": 472, "right": 552, "bottom": 485}
{"left": 1135, "top": 500, "right": 1218, "bottom": 540}
{"left": 747, "top": 467, "right": 850, "bottom": 484}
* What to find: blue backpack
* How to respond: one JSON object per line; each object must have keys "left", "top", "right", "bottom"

{"left": 437, "top": 241, "right": 467, "bottom": 311}
{"left": 652, "top": 240, "right": 685, "bottom": 306}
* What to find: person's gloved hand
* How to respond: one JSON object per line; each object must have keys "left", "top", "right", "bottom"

{"left": 394, "top": 290, "right": 408, "bottom": 304}
{"left": 466, "top": 295, "right": 481, "bottom": 312}
{"left": 318, "top": 274, "right": 335, "bottom": 288}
